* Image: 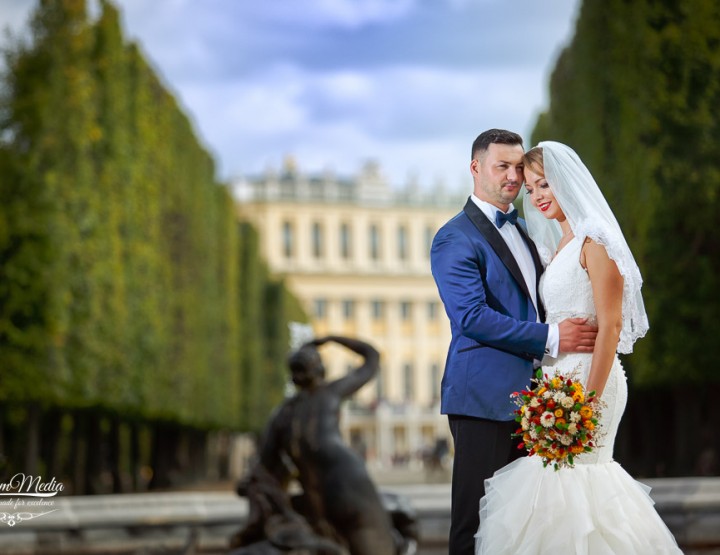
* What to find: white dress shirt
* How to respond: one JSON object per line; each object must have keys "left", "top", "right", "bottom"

{"left": 471, "top": 194, "right": 559, "bottom": 358}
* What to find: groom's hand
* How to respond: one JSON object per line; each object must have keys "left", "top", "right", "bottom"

{"left": 558, "top": 317, "right": 598, "bottom": 353}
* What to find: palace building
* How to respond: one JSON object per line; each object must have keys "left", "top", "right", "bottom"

{"left": 233, "top": 157, "right": 465, "bottom": 469}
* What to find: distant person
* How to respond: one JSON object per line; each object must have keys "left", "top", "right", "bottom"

{"left": 475, "top": 141, "right": 680, "bottom": 553}
{"left": 430, "top": 129, "right": 598, "bottom": 554}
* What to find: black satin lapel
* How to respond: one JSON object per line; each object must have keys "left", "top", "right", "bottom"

{"left": 516, "top": 221, "right": 546, "bottom": 322}
{"left": 515, "top": 220, "right": 543, "bottom": 278}
{"left": 462, "top": 199, "right": 532, "bottom": 303}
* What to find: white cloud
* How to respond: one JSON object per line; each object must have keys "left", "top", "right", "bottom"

{"left": 0, "top": 0, "right": 581, "bottom": 187}
{"left": 182, "top": 72, "right": 309, "bottom": 137}
{"left": 242, "top": 0, "right": 417, "bottom": 29}
{"left": 179, "top": 61, "right": 547, "bottom": 189}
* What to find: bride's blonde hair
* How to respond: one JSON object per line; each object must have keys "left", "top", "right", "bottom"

{"left": 523, "top": 146, "right": 545, "bottom": 176}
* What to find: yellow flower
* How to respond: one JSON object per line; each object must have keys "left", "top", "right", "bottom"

{"left": 537, "top": 387, "right": 547, "bottom": 397}
{"left": 551, "top": 377, "right": 561, "bottom": 389}
{"left": 573, "top": 391, "right": 585, "bottom": 403}
{"left": 579, "top": 406, "right": 593, "bottom": 419}
{"left": 554, "top": 408, "right": 564, "bottom": 418}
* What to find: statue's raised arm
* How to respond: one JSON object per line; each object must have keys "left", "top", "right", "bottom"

{"left": 304, "top": 335, "right": 380, "bottom": 398}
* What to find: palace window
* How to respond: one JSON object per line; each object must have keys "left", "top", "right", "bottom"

{"left": 340, "top": 223, "right": 352, "bottom": 259}
{"left": 424, "top": 226, "right": 434, "bottom": 258}
{"left": 397, "top": 225, "right": 408, "bottom": 260}
{"left": 427, "top": 301, "right": 439, "bottom": 321}
{"left": 342, "top": 299, "right": 355, "bottom": 319}
{"left": 400, "top": 301, "right": 412, "bottom": 321}
{"left": 312, "top": 221, "right": 324, "bottom": 258}
{"left": 403, "top": 363, "right": 415, "bottom": 401}
{"left": 314, "top": 299, "right": 327, "bottom": 319}
{"left": 371, "top": 299, "right": 385, "bottom": 320}
{"left": 376, "top": 373, "right": 384, "bottom": 401}
{"left": 431, "top": 363, "right": 441, "bottom": 403}
{"left": 369, "top": 224, "right": 381, "bottom": 261}
{"left": 282, "top": 221, "right": 294, "bottom": 258}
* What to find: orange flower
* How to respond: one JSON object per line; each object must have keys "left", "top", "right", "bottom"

{"left": 584, "top": 420, "right": 595, "bottom": 431}
{"left": 579, "top": 406, "right": 593, "bottom": 419}
{"left": 554, "top": 408, "right": 564, "bottom": 418}
{"left": 555, "top": 418, "right": 567, "bottom": 428}
{"left": 570, "top": 445, "right": 584, "bottom": 454}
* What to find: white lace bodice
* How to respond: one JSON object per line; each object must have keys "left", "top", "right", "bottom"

{"left": 541, "top": 237, "right": 596, "bottom": 326}
{"left": 539, "top": 237, "right": 627, "bottom": 464}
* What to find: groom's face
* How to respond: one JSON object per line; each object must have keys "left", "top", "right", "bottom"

{"left": 471, "top": 143, "right": 524, "bottom": 210}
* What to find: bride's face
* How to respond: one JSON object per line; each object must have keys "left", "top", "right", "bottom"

{"left": 524, "top": 167, "right": 565, "bottom": 221}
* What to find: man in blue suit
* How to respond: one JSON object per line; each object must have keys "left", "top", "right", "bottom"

{"left": 430, "top": 129, "right": 597, "bottom": 554}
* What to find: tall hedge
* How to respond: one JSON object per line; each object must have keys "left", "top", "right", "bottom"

{"left": 0, "top": 0, "right": 305, "bottom": 442}
{"left": 532, "top": 0, "right": 720, "bottom": 475}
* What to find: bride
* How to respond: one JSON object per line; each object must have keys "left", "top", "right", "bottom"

{"left": 475, "top": 141, "right": 682, "bottom": 554}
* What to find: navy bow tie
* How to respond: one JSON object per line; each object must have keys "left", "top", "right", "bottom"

{"left": 495, "top": 209, "right": 518, "bottom": 228}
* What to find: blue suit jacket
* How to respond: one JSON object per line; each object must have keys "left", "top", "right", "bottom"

{"left": 431, "top": 198, "right": 549, "bottom": 421}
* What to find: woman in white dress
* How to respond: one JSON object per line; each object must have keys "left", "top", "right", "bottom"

{"left": 475, "top": 141, "right": 682, "bottom": 554}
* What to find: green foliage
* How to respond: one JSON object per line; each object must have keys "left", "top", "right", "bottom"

{"left": 0, "top": 0, "right": 306, "bottom": 430}
{"left": 532, "top": 0, "right": 720, "bottom": 386}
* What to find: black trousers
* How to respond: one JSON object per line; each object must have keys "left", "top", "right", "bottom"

{"left": 447, "top": 415, "right": 525, "bottom": 555}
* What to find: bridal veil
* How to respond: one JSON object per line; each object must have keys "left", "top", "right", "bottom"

{"left": 522, "top": 141, "right": 649, "bottom": 353}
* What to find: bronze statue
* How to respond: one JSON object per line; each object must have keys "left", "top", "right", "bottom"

{"left": 230, "top": 336, "right": 417, "bottom": 555}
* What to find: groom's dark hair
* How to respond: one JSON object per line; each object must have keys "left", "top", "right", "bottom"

{"left": 471, "top": 129, "right": 523, "bottom": 161}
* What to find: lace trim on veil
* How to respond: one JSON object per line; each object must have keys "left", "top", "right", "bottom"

{"left": 572, "top": 222, "right": 649, "bottom": 354}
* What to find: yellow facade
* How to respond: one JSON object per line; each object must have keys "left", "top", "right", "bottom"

{"left": 234, "top": 161, "right": 463, "bottom": 469}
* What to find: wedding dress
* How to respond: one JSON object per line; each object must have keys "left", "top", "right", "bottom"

{"left": 475, "top": 237, "right": 682, "bottom": 555}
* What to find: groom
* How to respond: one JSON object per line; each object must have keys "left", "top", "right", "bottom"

{"left": 430, "top": 129, "right": 597, "bottom": 555}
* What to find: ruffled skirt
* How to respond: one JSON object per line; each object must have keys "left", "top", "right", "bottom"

{"left": 475, "top": 457, "right": 682, "bottom": 555}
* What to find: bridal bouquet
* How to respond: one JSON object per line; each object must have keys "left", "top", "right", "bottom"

{"left": 511, "top": 368, "right": 602, "bottom": 470}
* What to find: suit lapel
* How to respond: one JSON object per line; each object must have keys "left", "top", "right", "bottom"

{"left": 462, "top": 199, "right": 533, "bottom": 304}
{"left": 516, "top": 221, "right": 546, "bottom": 322}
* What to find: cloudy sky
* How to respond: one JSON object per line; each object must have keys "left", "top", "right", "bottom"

{"left": 0, "top": 0, "right": 581, "bottom": 190}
